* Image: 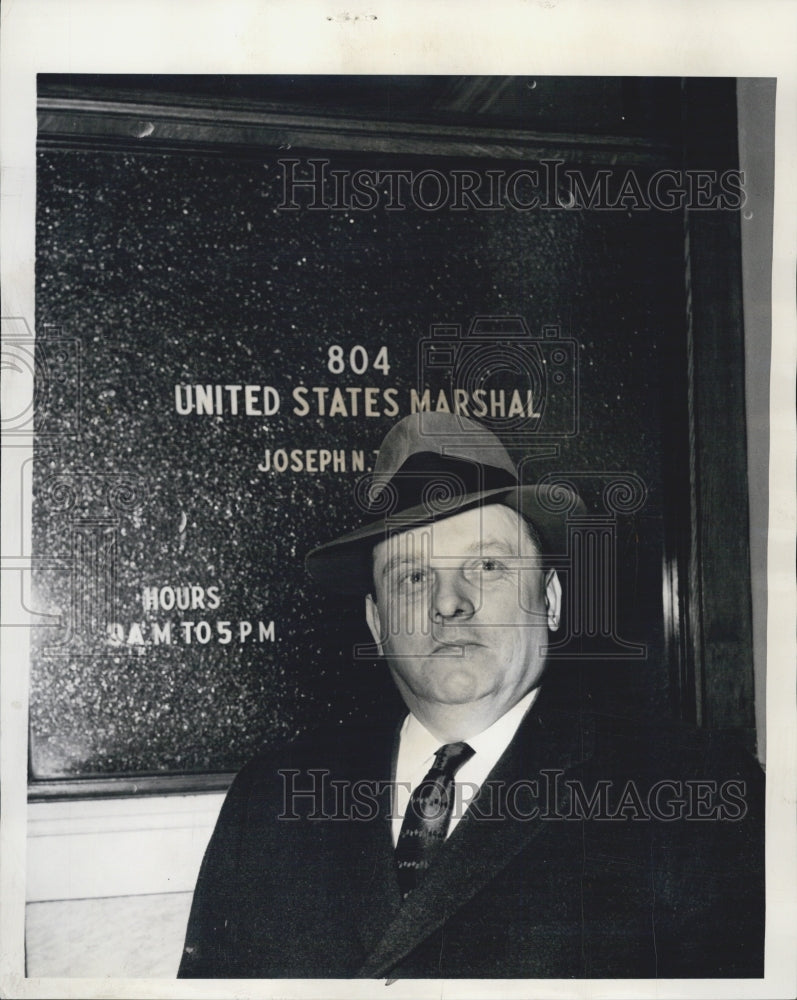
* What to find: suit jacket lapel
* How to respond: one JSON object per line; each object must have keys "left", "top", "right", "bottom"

{"left": 356, "top": 690, "right": 592, "bottom": 979}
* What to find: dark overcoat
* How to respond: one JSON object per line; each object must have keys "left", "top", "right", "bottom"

{"left": 178, "top": 687, "right": 764, "bottom": 979}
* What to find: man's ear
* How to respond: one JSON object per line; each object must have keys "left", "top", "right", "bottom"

{"left": 544, "top": 569, "right": 562, "bottom": 631}
{"left": 365, "top": 593, "right": 384, "bottom": 653}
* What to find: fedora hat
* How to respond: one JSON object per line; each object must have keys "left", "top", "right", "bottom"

{"left": 305, "top": 412, "right": 585, "bottom": 594}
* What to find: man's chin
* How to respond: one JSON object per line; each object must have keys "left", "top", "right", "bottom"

{"left": 425, "top": 665, "right": 488, "bottom": 704}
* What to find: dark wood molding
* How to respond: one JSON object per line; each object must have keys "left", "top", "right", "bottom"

{"left": 674, "top": 79, "right": 756, "bottom": 737}
{"left": 686, "top": 208, "right": 755, "bottom": 732}
{"left": 37, "top": 94, "right": 674, "bottom": 165}
{"left": 27, "top": 771, "right": 235, "bottom": 801}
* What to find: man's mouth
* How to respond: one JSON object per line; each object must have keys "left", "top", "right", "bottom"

{"left": 430, "top": 639, "right": 484, "bottom": 654}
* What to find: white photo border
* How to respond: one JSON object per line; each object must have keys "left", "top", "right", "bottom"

{"left": 2, "top": 2, "right": 795, "bottom": 998}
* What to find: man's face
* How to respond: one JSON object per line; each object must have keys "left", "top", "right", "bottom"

{"left": 365, "top": 504, "right": 561, "bottom": 730}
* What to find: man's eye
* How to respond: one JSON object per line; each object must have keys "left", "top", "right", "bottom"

{"left": 476, "top": 558, "right": 505, "bottom": 573}
{"left": 463, "top": 557, "right": 507, "bottom": 582}
{"left": 399, "top": 569, "right": 428, "bottom": 586}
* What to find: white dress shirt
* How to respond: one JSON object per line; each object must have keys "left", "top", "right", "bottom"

{"left": 391, "top": 687, "right": 540, "bottom": 846}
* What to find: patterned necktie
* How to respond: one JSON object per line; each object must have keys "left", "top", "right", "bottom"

{"left": 395, "top": 741, "right": 475, "bottom": 900}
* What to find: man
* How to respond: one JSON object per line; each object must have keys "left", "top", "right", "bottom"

{"left": 178, "top": 413, "right": 764, "bottom": 979}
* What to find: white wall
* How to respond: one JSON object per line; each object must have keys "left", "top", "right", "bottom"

{"left": 25, "top": 792, "right": 224, "bottom": 978}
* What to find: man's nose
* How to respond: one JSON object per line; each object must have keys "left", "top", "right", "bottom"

{"left": 431, "top": 570, "right": 475, "bottom": 620}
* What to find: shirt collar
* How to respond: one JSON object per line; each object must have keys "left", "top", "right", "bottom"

{"left": 398, "top": 686, "right": 540, "bottom": 778}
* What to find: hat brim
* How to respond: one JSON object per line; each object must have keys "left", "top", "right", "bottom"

{"left": 305, "top": 483, "right": 585, "bottom": 595}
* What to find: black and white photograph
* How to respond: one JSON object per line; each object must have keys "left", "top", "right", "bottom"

{"left": 1, "top": 4, "right": 795, "bottom": 999}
